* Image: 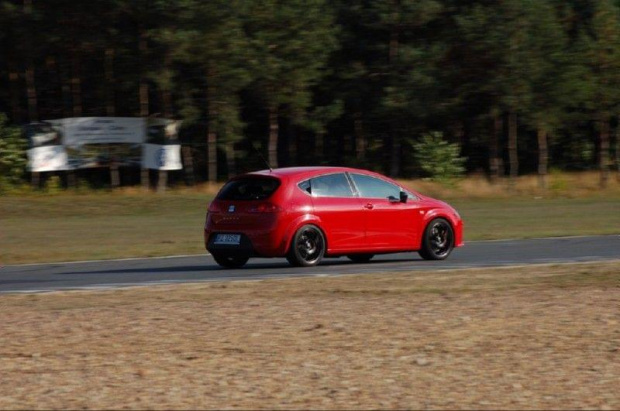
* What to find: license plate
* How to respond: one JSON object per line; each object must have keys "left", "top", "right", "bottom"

{"left": 214, "top": 234, "right": 241, "bottom": 245}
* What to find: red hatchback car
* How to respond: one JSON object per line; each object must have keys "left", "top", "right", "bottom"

{"left": 205, "top": 167, "right": 463, "bottom": 268}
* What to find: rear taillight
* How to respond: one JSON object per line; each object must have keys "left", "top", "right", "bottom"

{"left": 208, "top": 201, "right": 220, "bottom": 212}
{"left": 248, "top": 203, "right": 281, "bottom": 213}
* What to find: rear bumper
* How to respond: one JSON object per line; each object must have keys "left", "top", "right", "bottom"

{"left": 204, "top": 227, "right": 287, "bottom": 257}
{"left": 206, "top": 232, "right": 256, "bottom": 256}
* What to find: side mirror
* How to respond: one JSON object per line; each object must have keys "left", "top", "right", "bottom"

{"left": 399, "top": 191, "right": 408, "bottom": 203}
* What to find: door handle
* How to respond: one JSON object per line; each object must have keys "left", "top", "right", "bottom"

{"left": 364, "top": 203, "right": 374, "bottom": 210}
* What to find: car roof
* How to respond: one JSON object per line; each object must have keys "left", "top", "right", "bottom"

{"left": 245, "top": 166, "right": 380, "bottom": 181}
{"left": 233, "top": 166, "right": 422, "bottom": 197}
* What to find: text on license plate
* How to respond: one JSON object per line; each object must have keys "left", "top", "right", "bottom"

{"left": 214, "top": 234, "right": 241, "bottom": 245}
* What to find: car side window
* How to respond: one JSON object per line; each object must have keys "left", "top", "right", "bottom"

{"left": 298, "top": 180, "right": 311, "bottom": 194}
{"left": 310, "top": 173, "right": 355, "bottom": 198}
{"left": 350, "top": 173, "right": 401, "bottom": 199}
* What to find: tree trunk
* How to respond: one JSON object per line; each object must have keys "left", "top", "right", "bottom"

{"left": 268, "top": 105, "right": 279, "bottom": 168}
{"left": 105, "top": 47, "right": 115, "bottom": 116}
{"left": 507, "top": 111, "right": 518, "bottom": 187}
{"left": 162, "top": 88, "right": 173, "bottom": 119}
{"left": 24, "top": 67, "right": 38, "bottom": 122}
{"left": 354, "top": 111, "right": 365, "bottom": 162}
{"left": 389, "top": 18, "right": 399, "bottom": 63}
{"left": 225, "top": 143, "right": 236, "bottom": 178}
{"left": 181, "top": 146, "right": 195, "bottom": 185}
{"left": 5, "top": 7, "right": 23, "bottom": 122}
{"left": 453, "top": 121, "right": 465, "bottom": 146}
{"left": 287, "top": 118, "right": 297, "bottom": 166}
{"left": 207, "top": 126, "right": 217, "bottom": 182}
{"left": 490, "top": 113, "right": 502, "bottom": 182}
{"left": 59, "top": 63, "right": 72, "bottom": 118}
{"left": 206, "top": 75, "right": 218, "bottom": 182}
{"left": 388, "top": 10, "right": 400, "bottom": 178}
{"left": 71, "top": 52, "right": 82, "bottom": 117}
{"left": 598, "top": 113, "right": 610, "bottom": 189}
{"left": 139, "top": 33, "right": 149, "bottom": 117}
{"left": 138, "top": 30, "right": 150, "bottom": 189}
{"left": 45, "top": 57, "right": 63, "bottom": 119}
{"left": 537, "top": 127, "right": 548, "bottom": 190}
{"left": 389, "top": 135, "right": 401, "bottom": 178}
{"left": 24, "top": 0, "right": 38, "bottom": 122}
{"left": 139, "top": 80, "right": 149, "bottom": 116}
{"left": 8, "top": 68, "right": 22, "bottom": 124}
{"left": 161, "top": 53, "right": 174, "bottom": 118}
{"left": 315, "top": 131, "right": 324, "bottom": 161}
{"left": 344, "top": 132, "right": 353, "bottom": 159}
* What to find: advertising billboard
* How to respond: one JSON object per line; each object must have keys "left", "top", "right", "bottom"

{"left": 142, "top": 144, "right": 183, "bottom": 170}
{"left": 27, "top": 146, "right": 69, "bottom": 172}
{"left": 62, "top": 117, "right": 145, "bottom": 147}
{"left": 25, "top": 117, "right": 183, "bottom": 172}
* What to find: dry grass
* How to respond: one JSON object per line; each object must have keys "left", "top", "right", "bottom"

{"left": 116, "top": 181, "right": 223, "bottom": 197}
{"left": 1, "top": 261, "right": 619, "bottom": 410}
{"left": 121, "top": 170, "right": 620, "bottom": 200}
{"left": 398, "top": 171, "right": 620, "bottom": 200}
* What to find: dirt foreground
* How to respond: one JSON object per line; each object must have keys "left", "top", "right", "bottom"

{"left": 0, "top": 262, "right": 619, "bottom": 410}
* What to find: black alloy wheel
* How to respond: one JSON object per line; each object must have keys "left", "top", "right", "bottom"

{"left": 419, "top": 218, "right": 454, "bottom": 260}
{"left": 212, "top": 253, "right": 250, "bottom": 269}
{"left": 287, "top": 225, "right": 326, "bottom": 267}
{"left": 347, "top": 254, "right": 374, "bottom": 263}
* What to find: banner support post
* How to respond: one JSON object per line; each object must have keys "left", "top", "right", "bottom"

{"left": 31, "top": 171, "right": 40, "bottom": 189}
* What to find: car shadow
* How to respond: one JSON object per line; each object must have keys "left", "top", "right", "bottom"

{"left": 0, "top": 278, "right": 64, "bottom": 285}
{"left": 53, "top": 256, "right": 428, "bottom": 276}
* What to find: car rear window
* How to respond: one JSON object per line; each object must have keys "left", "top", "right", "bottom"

{"left": 217, "top": 177, "right": 281, "bottom": 201}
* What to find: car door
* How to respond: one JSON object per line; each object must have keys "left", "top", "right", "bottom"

{"left": 348, "top": 173, "right": 422, "bottom": 250}
{"left": 305, "top": 172, "right": 367, "bottom": 252}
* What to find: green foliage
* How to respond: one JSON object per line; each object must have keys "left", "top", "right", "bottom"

{"left": 304, "top": 101, "right": 344, "bottom": 135}
{"left": 2, "top": 0, "right": 620, "bottom": 181}
{"left": 580, "top": 0, "right": 620, "bottom": 114}
{"left": 153, "top": 0, "right": 252, "bottom": 143}
{"left": 412, "top": 132, "right": 466, "bottom": 183}
{"left": 0, "top": 114, "right": 27, "bottom": 190}
{"left": 245, "top": 0, "right": 339, "bottom": 113}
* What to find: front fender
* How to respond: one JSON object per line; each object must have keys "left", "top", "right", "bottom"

{"left": 422, "top": 209, "right": 464, "bottom": 248}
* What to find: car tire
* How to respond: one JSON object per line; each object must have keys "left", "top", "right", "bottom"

{"left": 286, "top": 225, "right": 326, "bottom": 267}
{"left": 347, "top": 254, "right": 374, "bottom": 263}
{"left": 212, "top": 253, "right": 249, "bottom": 269}
{"left": 418, "top": 218, "right": 454, "bottom": 260}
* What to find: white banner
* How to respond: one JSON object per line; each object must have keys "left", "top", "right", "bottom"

{"left": 62, "top": 117, "right": 145, "bottom": 147}
{"left": 27, "top": 146, "right": 70, "bottom": 172}
{"left": 142, "top": 144, "right": 182, "bottom": 170}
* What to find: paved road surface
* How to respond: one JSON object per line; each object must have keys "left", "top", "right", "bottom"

{"left": 1, "top": 235, "right": 619, "bottom": 294}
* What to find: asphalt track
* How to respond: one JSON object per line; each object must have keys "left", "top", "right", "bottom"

{"left": 1, "top": 235, "right": 619, "bottom": 294}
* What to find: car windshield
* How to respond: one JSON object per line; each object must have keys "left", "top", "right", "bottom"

{"left": 217, "top": 177, "right": 281, "bottom": 201}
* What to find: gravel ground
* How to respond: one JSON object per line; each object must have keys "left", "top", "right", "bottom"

{"left": 0, "top": 262, "right": 619, "bottom": 410}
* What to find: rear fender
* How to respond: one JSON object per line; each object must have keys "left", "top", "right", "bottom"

{"left": 281, "top": 214, "right": 324, "bottom": 255}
